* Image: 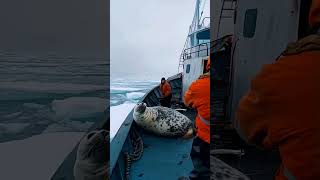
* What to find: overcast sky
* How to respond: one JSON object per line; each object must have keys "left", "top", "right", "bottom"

{"left": 111, "top": 0, "right": 196, "bottom": 80}
{"left": 0, "top": 0, "right": 107, "bottom": 57}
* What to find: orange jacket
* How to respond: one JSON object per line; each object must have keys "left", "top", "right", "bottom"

{"left": 309, "top": 0, "right": 320, "bottom": 27}
{"left": 160, "top": 81, "right": 172, "bottom": 97}
{"left": 206, "top": 56, "right": 210, "bottom": 71}
{"left": 235, "top": 37, "right": 320, "bottom": 179}
{"left": 184, "top": 73, "right": 210, "bottom": 143}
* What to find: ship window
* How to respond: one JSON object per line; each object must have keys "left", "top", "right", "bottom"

{"left": 196, "top": 29, "right": 210, "bottom": 40}
{"left": 243, "top": 9, "right": 257, "bottom": 38}
{"left": 186, "top": 64, "right": 191, "bottom": 73}
{"left": 199, "top": 39, "right": 210, "bottom": 44}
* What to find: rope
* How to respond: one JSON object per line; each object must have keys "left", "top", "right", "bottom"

{"left": 123, "top": 126, "right": 144, "bottom": 180}
{"left": 124, "top": 153, "right": 132, "bottom": 180}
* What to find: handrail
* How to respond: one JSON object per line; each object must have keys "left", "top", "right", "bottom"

{"left": 182, "top": 42, "right": 210, "bottom": 60}
{"left": 181, "top": 34, "right": 233, "bottom": 61}
{"left": 200, "top": 17, "right": 210, "bottom": 28}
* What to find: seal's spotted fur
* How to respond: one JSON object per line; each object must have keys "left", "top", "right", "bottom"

{"left": 210, "top": 156, "right": 250, "bottom": 180}
{"left": 133, "top": 103, "right": 193, "bottom": 137}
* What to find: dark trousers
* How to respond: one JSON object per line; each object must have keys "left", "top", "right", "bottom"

{"left": 160, "top": 94, "right": 172, "bottom": 107}
{"left": 190, "top": 137, "right": 210, "bottom": 179}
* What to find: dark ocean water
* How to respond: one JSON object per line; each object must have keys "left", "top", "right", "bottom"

{"left": 0, "top": 52, "right": 108, "bottom": 142}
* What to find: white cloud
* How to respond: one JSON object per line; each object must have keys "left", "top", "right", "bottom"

{"left": 111, "top": 0, "right": 195, "bottom": 80}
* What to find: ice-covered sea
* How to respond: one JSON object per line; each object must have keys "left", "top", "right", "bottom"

{"left": 110, "top": 78, "right": 158, "bottom": 139}
{"left": 0, "top": 52, "right": 158, "bottom": 179}
{"left": 0, "top": 53, "right": 108, "bottom": 142}
{"left": 0, "top": 53, "right": 108, "bottom": 179}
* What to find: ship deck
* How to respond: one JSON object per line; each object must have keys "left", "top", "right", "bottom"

{"left": 130, "top": 109, "right": 196, "bottom": 180}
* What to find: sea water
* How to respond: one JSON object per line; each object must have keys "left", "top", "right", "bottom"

{"left": 0, "top": 52, "right": 159, "bottom": 142}
{"left": 0, "top": 53, "right": 108, "bottom": 143}
{"left": 110, "top": 78, "right": 158, "bottom": 139}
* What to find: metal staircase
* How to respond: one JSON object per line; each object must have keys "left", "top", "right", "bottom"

{"left": 211, "top": 0, "right": 237, "bottom": 147}
{"left": 216, "top": 0, "right": 237, "bottom": 38}
{"left": 210, "top": 37, "right": 247, "bottom": 175}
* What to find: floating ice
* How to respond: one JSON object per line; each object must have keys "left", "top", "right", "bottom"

{"left": 2, "top": 112, "right": 23, "bottom": 118}
{"left": 111, "top": 86, "right": 141, "bottom": 92}
{"left": 0, "top": 82, "right": 107, "bottom": 93}
{"left": 43, "top": 121, "right": 94, "bottom": 133}
{"left": 0, "top": 123, "right": 29, "bottom": 134}
{"left": 51, "top": 97, "right": 107, "bottom": 120}
{"left": 126, "top": 92, "right": 145, "bottom": 99}
{"left": 23, "top": 103, "right": 46, "bottom": 109}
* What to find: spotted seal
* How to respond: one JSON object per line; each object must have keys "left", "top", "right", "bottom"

{"left": 211, "top": 156, "right": 250, "bottom": 180}
{"left": 74, "top": 129, "right": 109, "bottom": 180}
{"left": 133, "top": 103, "right": 193, "bottom": 138}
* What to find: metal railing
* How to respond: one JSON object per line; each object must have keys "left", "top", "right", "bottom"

{"left": 181, "top": 35, "right": 233, "bottom": 61}
{"left": 178, "top": 35, "right": 233, "bottom": 72}
{"left": 200, "top": 17, "right": 210, "bottom": 28}
{"left": 182, "top": 41, "right": 210, "bottom": 60}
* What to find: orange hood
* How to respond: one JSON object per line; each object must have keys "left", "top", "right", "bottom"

{"left": 309, "top": 0, "right": 320, "bottom": 27}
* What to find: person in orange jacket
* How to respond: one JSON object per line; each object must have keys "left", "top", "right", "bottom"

{"left": 235, "top": 1, "right": 320, "bottom": 179}
{"left": 159, "top": 77, "right": 172, "bottom": 107}
{"left": 184, "top": 57, "right": 210, "bottom": 180}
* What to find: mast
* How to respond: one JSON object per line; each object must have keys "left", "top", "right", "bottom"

{"left": 190, "top": 0, "right": 201, "bottom": 33}
{"left": 178, "top": 0, "right": 205, "bottom": 72}
{"left": 195, "top": 0, "right": 201, "bottom": 30}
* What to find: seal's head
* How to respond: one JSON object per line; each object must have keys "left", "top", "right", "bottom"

{"left": 134, "top": 102, "right": 147, "bottom": 114}
{"left": 74, "top": 130, "right": 109, "bottom": 180}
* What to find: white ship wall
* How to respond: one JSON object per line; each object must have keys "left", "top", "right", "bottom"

{"left": 182, "top": 56, "right": 209, "bottom": 101}
{"left": 229, "top": 0, "right": 301, "bottom": 121}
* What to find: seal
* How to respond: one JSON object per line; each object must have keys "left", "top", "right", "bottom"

{"left": 133, "top": 102, "right": 194, "bottom": 138}
{"left": 74, "top": 129, "right": 109, "bottom": 180}
{"left": 211, "top": 156, "right": 250, "bottom": 180}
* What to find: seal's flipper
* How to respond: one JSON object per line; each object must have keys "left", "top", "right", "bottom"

{"left": 182, "top": 127, "right": 194, "bottom": 139}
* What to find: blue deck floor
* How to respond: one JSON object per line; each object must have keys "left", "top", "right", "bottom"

{"left": 130, "top": 133, "right": 194, "bottom": 180}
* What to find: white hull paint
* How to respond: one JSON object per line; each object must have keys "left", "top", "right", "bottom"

{"left": 229, "top": 0, "right": 301, "bottom": 121}
{"left": 182, "top": 56, "right": 209, "bottom": 100}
